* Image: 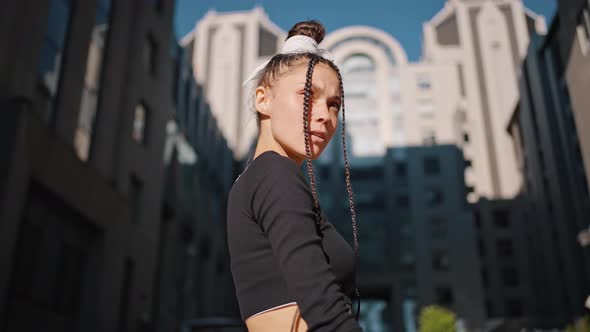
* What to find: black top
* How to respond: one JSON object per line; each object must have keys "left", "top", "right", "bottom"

{"left": 227, "top": 150, "right": 362, "bottom": 331}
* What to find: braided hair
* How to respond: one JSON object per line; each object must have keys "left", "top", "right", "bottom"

{"left": 255, "top": 20, "right": 361, "bottom": 322}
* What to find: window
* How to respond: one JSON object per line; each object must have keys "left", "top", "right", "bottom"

{"left": 37, "top": 0, "right": 75, "bottom": 118}
{"left": 457, "top": 63, "right": 466, "bottom": 96}
{"left": 463, "top": 132, "right": 470, "bottom": 143}
{"left": 129, "top": 175, "right": 142, "bottom": 224}
{"left": 12, "top": 221, "right": 43, "bottom": 299}
{"left": 435, "top": 286, "right": 454, "bottom": 305}
{"left": 75, "top": 0, "right": 113, "bottom": 161}
{"left": 143, "top": 33, "right": 158, "bottom": 75}
{"left": 417, "top": 99, "right": 434, "bottom": 117}
{"left": 425, "top": 187, "right": 444, "bottom": 207}
{"left": 502, "top": 267, "right": 519, "bottom": 287}
{"left": 397, "top": 195, "right": 410, "bottom": 208}
{"left": 496, "top": 238, "right": 514, "bottom": 258}
{"left": 505, "top": 299, "right": 523, "bottom": 317}
{"left": 478, "top": 238, "right": 486, "bottom": 257}
{"left": 481, "top": 267, "right": 489, "bottom": 288}
{"left": 54, "top": 242, "right": 86, "bottom": 316}
{"left": 493, "top": 209, "right": 510, "bottom": 228}
{"left": 474, "top": 211, "right": 481, "bottom": 228}
{"left": 485, "top": 299, "right": 494, "bottom": 317}
{"left": 133, "top": 103, "right": 148, "bottom": 143}
{"left": 422, "top": 128, "right": 436, "bottom": 145}
{"left": 395, "top": 162, "right": 407, "bottom": 177}
{"left": 118, "top": 258, "right": 134, "bottom": 332}
{"left": 429, "top": 216, "right": 447, "bottom": 239}
{"left": 432, "top": 250, "right": 450, "bottom": 271}
{"left": 416, "top": 73, "right": 432, "bottom": 90}
{"left": 423, "top": 156, "right": 440, "bottom": 175}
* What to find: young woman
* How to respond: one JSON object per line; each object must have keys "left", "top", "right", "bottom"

{"left": 227, "top": 20, "right": 362, "bottom": 331}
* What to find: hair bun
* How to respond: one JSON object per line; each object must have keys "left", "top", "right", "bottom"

{"left": 287, "top": 20, "right": 326, "bottom": 44}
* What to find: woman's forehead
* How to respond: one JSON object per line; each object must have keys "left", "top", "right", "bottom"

{"left": 278, "top": 63, "right": 340, "bottom": 92}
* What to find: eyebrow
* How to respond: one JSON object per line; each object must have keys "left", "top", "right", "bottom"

{"left": 297, "top": 82, "right": 341, "bottom": 101}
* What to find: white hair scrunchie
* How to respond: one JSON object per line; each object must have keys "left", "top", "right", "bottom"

{"left": 242, "top": 35, "right": 335, "bottom": 87}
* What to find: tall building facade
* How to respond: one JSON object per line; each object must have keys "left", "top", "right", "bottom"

{"left": 181, "top": 7, "right": 284, "bottom": 161}
{"left": 471, "top": 198, "right": 539, "bottom": 330}
{"left": 321, "top": 27, "right": 462, "bottom": 160}
{"left": 154, "top": 43, "right": 241, "bottom": 331}
{"left": 422, "top": 0, "right": 546, "bottom": 200}
{"left": 0, "top": 1, "right": 181, "bottom": 331}
{"left": 507, "top": 16, "right": 590, "bottom": 325}
{"left": 556, "top": 0, "right": 590, "bottom": 192}
{"left": 316, "top": 145, "right": 485, "bottom": 331}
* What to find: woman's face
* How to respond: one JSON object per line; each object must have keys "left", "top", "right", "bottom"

{"left": 257, "top": 61, "right": 341, "bottom": 163}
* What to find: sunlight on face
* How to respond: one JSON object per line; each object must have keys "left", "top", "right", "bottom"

{"left": 265, "top": 61, "right": 341, "bottom": 161}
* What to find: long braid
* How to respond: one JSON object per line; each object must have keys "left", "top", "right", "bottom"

{"left": 302, "top": 55, "right": 323, "bottom": 227}
{"left": 328, "top": 61, "right": 361, "bottom": 320}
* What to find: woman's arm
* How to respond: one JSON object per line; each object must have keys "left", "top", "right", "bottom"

{"left": 252, "top": 155, "right": 362, "bottom": 332}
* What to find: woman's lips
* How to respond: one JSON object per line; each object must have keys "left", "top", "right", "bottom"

{"left": 310, "top": 131, "right": 327, "bottom": 142}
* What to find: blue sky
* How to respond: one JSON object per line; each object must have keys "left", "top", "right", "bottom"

{"left": 174, "top": 0, "right": 556, "bottom": 62}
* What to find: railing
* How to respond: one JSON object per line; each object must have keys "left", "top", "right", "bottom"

{"left": 180, "top": 317, "right": 246, "bottom": 332}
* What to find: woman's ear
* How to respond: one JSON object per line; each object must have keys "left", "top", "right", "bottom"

{"left": 255, "top": 85, "right": 272, "bottom": 117}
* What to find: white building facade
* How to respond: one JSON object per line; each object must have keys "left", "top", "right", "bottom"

{"left": 181, "top": 7, "right": 285, "bottom": 160}
{"left": 422, "top": 0, "right": 546, "bottom": 200}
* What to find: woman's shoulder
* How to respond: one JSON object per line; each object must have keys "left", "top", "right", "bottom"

{"left": 237, "top": 150, "right": 302, "bottom": 184}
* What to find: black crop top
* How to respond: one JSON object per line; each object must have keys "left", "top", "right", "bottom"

{"left": 226, "top": 150, "right": 362, "bottom": 331}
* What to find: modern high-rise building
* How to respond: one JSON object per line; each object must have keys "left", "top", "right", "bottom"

{"left": 507, "top": 9, "right": 590, "bottom": 325}
{"left": 180, "top": 6, "right": 285, "bottom": 161}
{"left": 555, "top": 0, "right": 590, "bottom": 192}
{"left": 420, "top": 0, "right": 546, "bottom": 201}
{"left": 316, "top": 144, "right": 485, "bottom": 331}
{"left": 319, "top": 0, "right": 546, "bottom": 202}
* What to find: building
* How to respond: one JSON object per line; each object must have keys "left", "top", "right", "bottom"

{"left": 180, "top": 6, "right": 285, "bottom": 161}
{"left": 471, "top": 198, "right": 539, "bottom": 330}
{"left": 507, "top": 16, "right": 590, "bottom": 326}
{"left": 154, "top": 44, "right": 241, "bottom": 331}
{"left": 0, "top": 1, "right": 178, "bottom": 331}
{"left": 556, "top": 0, "right": 590, "bottom": 191}
{"left": 422, "top": 0, "right": 546, "bottom": 200}
{"left": 321, "top": 26, "right": 462, "bottom": 160}
{"left": 316, "top": 144, "right": 485, "bottom": 331}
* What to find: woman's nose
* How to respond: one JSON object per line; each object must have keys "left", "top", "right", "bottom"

{"left": 313, "top": 101, "right": 330, "bottom": 123}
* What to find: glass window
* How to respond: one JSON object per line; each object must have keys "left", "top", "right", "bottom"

{"left": 74, "top": 0, "right": 112, "bottom": 161}
{"left": 118, "top": 258, "right": 134, "bottom": 332}
{"left": 435, "top": 286, "right": 454, "bottom": 305}
{"left": 395, "top": 162, "right": 407, "bottom": 177}
{"left": 422, "top": 128, "right": 436, "bottom": 145}
{"left": 129, "top": 175, "right": 142, "bottom": 224}
{"left": 425, "top": 187, "right": 444, "bottom": 207}
{"left": 481, "top": 267, "right": 489, "bottom": 288}
{"left": 133, "top": 103, "right": 148, "bottom": 144}
{"left": 397, "top": 195, "right": 410, "bottom": 208}
{"left": 37, "top": 0, "right": 75, "bottom": 117}
{"left": 493, "top": 209, "right": 510, "bottom": 228}
{"left": 501, "top": 267, "right": 519, "bottom": 287}
{"left": 496, "top": 238, "right": 514, "bottom": 258}
{"left": 416, "top": 73, "right": 432, "bottom": 90}
{"left": 432, "top": 249, "right": 450, "bottom": 271}
{"left": 505, "top": 298, "right": 523, "bottom": 317}
{"left": 143, "top": 33, "right": 158, "bottom": 76}
{"left": 429, "top": 216, "right": 447, "bottom": 239}
{"left": 423, "top": 156, "right": 440, "bottom": 175}
{"left": 417, "top": 99, "right": 434, "bottom": 117}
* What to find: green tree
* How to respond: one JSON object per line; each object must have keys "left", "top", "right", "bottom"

{"left": 419, "top": 305, "right": 457, "bottom": 332}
